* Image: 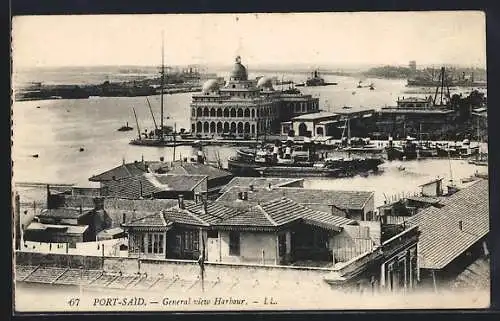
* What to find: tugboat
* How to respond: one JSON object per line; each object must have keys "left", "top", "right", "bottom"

{"left": 117, "top": 121, "right": 134, "bottom": 132}
{"left": 227, "top": 139, "right": 384, "bottom": 178}
{"left": 385, "top": 137, "right": 418, "bottom": 161}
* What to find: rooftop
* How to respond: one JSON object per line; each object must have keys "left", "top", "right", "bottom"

{"left": 406, "top": 179, "right": 489, "bottom": 270}
{"left": 103, "top": 174, "right": 207, "bottom": 199}
{"left": 217, "top": 186, "right": 374, "bottom": 211}
{"left": 380, "top": 108, "right": 455, "bottom": 114}
{"left": 452, "top": 256, "right": 490, "bottom": 290}
{"left": 291, "top": 111, "right": 338, "bottom": 121}
{"left": 25, "top": 222, "right": 89, "bottom": 234}
{"left": 218, "top": 177, "right": 303, "bottom": 194}
{"left": 38, "top": 207, "right": 93, "bottom": 219}
{"left": 89, "top": 161, "right": 149, "bottom": 182}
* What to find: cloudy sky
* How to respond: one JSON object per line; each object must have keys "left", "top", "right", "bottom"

{"left": 12, "top": 11, "right": 486, "bottom": 69}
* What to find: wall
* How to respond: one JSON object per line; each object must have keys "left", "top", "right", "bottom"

{"left": 19, "top": 238, "right": 127, "bottom": 257}
{"left": 331, "top": 225, "right": 374, "bottom": 263}
{"left": 217, "top": 231, "right": 277, "bottom": 265}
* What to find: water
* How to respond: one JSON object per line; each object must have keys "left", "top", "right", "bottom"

{"left": 12, "top": 73, "right": 486, "bottom": 207}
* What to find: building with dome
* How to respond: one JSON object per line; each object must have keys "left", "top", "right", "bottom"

{"left": 190, "top": 56, "right": 319, "bottom": 138}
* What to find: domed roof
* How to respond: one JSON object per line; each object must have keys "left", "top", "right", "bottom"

{"left": 201, "top": 79, "right": 220, "bottom": 93}
{"left": 230, "top": 56, "right": 248, "bottom": 81}
{"left": 256, "top": 76, "right": 274, "bottom": 90}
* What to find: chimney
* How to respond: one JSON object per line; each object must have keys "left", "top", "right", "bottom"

{"left": 160, "top": 156, "right": 165, "bottom": 162}
{"left": 459, "top": 220, "right": 463, "bottom": 231}
{"left": 237, "top": 191, "right": 243, "bottom": 200}
{"left": 249, "top": 184, "right": 254, "bottom": 192}
{"left": 178, "top": 194, "right": 185, "bottom": 209}
{"left": 141, "top": 155, "right": 144, "bottom": 164}
{"left": 122, "top": 213, "right": 127, "bottom": 224}
{"left": 243, "top": 191, "right": 248, "bottom": 200}
{"left": 203, "top": 199, "right": 208, "bottom": 214}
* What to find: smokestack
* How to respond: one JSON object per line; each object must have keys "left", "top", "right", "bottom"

{"left": 180, "top": 195, "right": 185, "bottom": 209}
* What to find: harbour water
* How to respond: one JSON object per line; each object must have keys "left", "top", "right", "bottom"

{"left": 12, "top": 72, "right": 487, "bottom": 208}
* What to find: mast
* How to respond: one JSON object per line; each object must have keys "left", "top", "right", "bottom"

{"left": 132, "top": 107, "right": 141, "bottom": 140}
{"left": 173, "top": 123, "right": 177, "bottom": 162}
{"left": 160, "top": 31, "right": 165, "bottom": 141}
{"left": 146, "top": 97, "right": 158, "bottom": 130}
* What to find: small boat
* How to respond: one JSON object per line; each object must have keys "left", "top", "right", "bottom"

{"left": 369, "top": 83, "right": 375, "bottom": 90}
{"left": 32, "top": 154, "right": 39, "bottom": 158}
{"left": 117, "top": 122, "right": 134, "bottom": 132}
{"left": 398, "top": 165, "right": 405, "bottom": 171}
{"left": 79, "top": 147, "right": 85, "bottom": 152}
{"left": 36, "top": 106, "right": 40, "bottom": 109}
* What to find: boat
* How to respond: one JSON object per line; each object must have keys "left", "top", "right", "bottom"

{"left": 369, "top": 83, "right": 375, "bottom": 90}
{"left": 227, "top": 140, "right": 384, "bottom": 178}
{"left": 295, "top": 70, "right": 337, "bottom": 87}
{"left": 117, "top": 122, "right": 134, "bottom": 132}
{"left": 385, "top": 137, "right": 418, "bottom": 161}
{"left": 129, "top": 35, "right": 183, "bottom": 149}
{"left": 338, "top": 118, "right": 384, "bottom": 154}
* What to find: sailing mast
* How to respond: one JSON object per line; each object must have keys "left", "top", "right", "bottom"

{"left": 146, "top": 97, "right": 158, "bottom": 131}
{"left": 132, "top": 108, "right": 141, "bottom": 140}
{"left": 160, "top": 31, "right": 165, "bottom": 141}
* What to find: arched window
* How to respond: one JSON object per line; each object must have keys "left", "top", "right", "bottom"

{"left": 203, "top": 107, "right": 209, "bottom": 117}
{"left": 210, "top": 122, "right": 216, "bottom": 133}
{"left": 216, "top": 108, "right": 223, "bottom": 117}
{"left": 210, "top": 108, "right": 216, "bottom": 117}
{"left": 216, "top": 122, "right": 223, "bottom": 133}
{"left": 196, "top": 121, "right": 202, "bottom": 133}
{"left": 223, "top": 122, "right": 230, "bottom": 133}
{"left": 191, "top": 123, "right": 195, "bottom": 133}
{"left": 244, "top": 122, "right": 250, "bottom": 133}
{"left": 203, "top": 122, "right": 209, "bottom": 133}
{"left": 244, "top": 108, "right": 250, "bottom": 118}
{"left": 197, "top": 107, "right": 202, "bottom": 117}
{"left": 224, "top": 108, "right": 229, "bottom": 117}
{"left": 298, "top": 122, "right": 307, "bottom": 136}
{"left": 251, "top": 124, "right": 255, "bottom": 134}
{"left": 237, "top": 122, "right": 243, "bottom": 133}
{"left": 230, "top": 108, "right": 236, "bottom": 118}
{"left": 251, "top": 109, "right": 255, "bottom": 118}
{"left": 237, "top": 108, "right": 243, "bottom": 118}
{"left": 230, "top": 122, "right": 236, "bottom": 133}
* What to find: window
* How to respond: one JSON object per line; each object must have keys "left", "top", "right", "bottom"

{"left": 146, "top": 233, "right": 164, "bottom": 254}
{"left": 207, "top": 230, "right": 218, "bottom": 238}
{"left": 229, "top": 231, "right": 240, "bottom": 255}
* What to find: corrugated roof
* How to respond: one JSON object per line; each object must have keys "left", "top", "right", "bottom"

{"left": 291, "top": 111, "right": 338, "bottom": 121}
{"left": 406, "top": 179, "right": 489, "bottom": 270}
{"left": 218, "top": 177, "right": 303, "bottom": 194}
{"left": 217, "top": 186, "right": 374, "bottom": 211}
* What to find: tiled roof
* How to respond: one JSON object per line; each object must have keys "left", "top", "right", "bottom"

{"left": 167, "top": 162, "right": 232, "bottom": 181}
{"left": 184, "top": 202, "right": 243, "bottom": 224}
{"left": 161, "top": 207, "right": 209, "bottom": 227}
{"left": 259, "top": 198, "right": 356, "bottom": 231}
{"left": 406, "top": 179, "right": 489, "bottom": 270}
{"left": 452, "top": 256, "right": 490, "bottom": 290}
{"left": 89, "top": 161, "right": 148, "bottom": 182}
{"left": 217, "top": 186, "right": 374, "bottom": 211}
{"left": 213, "top": 198, "right": 354, "bottom": 231}
{"left": 122, "top": 212, "right": 171, "bottom": 228}
{"left": 406, "top": 196, "right": 442, "bottom": 205}
{"left": 103, "top": 174, "right": 206, "bottom": 199}
{"left": 38, "top": 207, "right": 93, "bottom": 219}
{"left": 218, "top": 177, "right": 303, "bottom": 194}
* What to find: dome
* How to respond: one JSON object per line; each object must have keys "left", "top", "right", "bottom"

{"left": 256, "top": 76, "right": 274, "bottom": 90}
{"left": 230, "top": 56, "right": 248, "bottom": 81}
{"left": 201, "top": 79, "right": 220, "bottom": 93}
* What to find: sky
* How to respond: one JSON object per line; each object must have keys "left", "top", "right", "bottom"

{"left": 12, "top": 11, "right": 486, "bottom": 69}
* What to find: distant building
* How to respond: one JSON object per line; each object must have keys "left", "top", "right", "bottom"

{"left": 409, "top": 60, "right": 417, "bottom": 72}
{"left": 190, "top": 56, "right": 319, "bottom": 138}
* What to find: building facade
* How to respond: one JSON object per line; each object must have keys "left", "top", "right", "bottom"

{"left": 190, "top": 56, "right": 319, "bottom": 138}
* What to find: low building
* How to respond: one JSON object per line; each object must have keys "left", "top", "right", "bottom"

{"left": 406, "top": 179, "right": 489, "bottom": 291}
{"left": 89, "top": 159, "right": 233, "bottom": 195}
{"left": 218, "top": 177, "right": 304, "bottom": 195}
{"left": 23, "top": 222, "right": 92, "bottom": 243}
{"left": 216, "top": 186, "right": 376, "bottom": 221}
{"left": 100, "top": 173, "right": 208, "bottom": 200}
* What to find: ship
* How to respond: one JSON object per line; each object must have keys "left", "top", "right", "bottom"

{"left": 117, "top": 122, "right": 133, "bottom": 132}
{"left": 407, "top": 68, "right": 486, "bottom": 88}
{"left": 227, "top": 141, "right": 384, "bottom": 178}
{"left": 295, "top": 70, "right": 338, "bottom": 87}
{"left": 385, "top": 137, "right": 418, "bottom": 161}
